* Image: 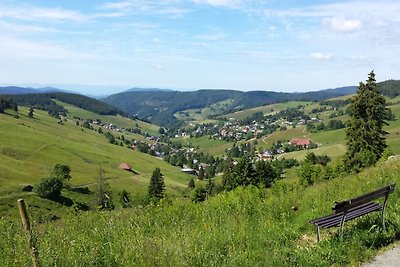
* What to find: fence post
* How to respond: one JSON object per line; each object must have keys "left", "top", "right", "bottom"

{"left": 18, "top": 199, "right": 40, "bottom": 267}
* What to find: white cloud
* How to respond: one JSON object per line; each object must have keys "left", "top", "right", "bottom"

{"left": 0, "top": 21, "right": 53, "bottom": 33}
{"left": 195, "top": 32, "right": 225, "bottom": 41}
{"left": 100, "top": 1, "right": 189, "bottom": 17}
{"left": 323, "top": 17, "right": 362, "bottom": 33}
{"left": 0, "top": 6, "right": 88, "bottom": 22}
{"left": 152, "top": 63, "right": 164, "bottom": 70}
{"left": 192, "top": 0, "right": 241, "bottom": 7}
{"left": 310, "top": 53, "right": 332, "bottom": 60}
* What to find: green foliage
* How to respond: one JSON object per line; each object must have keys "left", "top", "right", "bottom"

{"left": 11, "top": 93, "right": 67, "bottom": 117}
{"left": 377, "top": 79, "right": 400, "bottom": 98}
{"left": 50, "top": 164, "right": 72, "bottom": 181}
{"left": 2, "top": 161, "right": 400, "bottom": 266}
{"left": 198, "top": 166, "right": 204, "bottom": 180}
{"left": 0, "top": 96, "right": 18, "bottom": 113}
{"left": 188, "top": 178, "right": 195, "bottom": 189}
{"left": 119, "top": 190, "right": 131, "bottom": 208}
{"left": 192, "top": 186, "right": 206, "bottom": 203}
{"left": 344, "top": 71, "right": 388, "bottom": 172}
{"left": 148, "top": 168, "right": 165, "bottom": 200}
{"left": 95, "top": 169, "right": 115, "bottom": 211}
{"left": 255, "top": 160, "right": 278, "bottom": 188}
{"left": 34, "top": 177, "right": 63, "bottom": 199}
{"left": 297, "top": 162, "right": 321, "bottom": 186}
{"left": 222, "top": 157, "right": 279, "bottom": 190}
{"left": 105, "top": 89, "right": 352, "bottom": 126}
{"left": 28, "top": 107, "right": 34, "bottom": 118}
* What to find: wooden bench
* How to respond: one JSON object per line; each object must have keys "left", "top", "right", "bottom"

{"left": 309, "top": 184, "right": 396, "bottom": 242}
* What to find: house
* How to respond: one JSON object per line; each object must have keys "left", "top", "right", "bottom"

{"left": 261, "top": 151, "right": 274, "bottom": 161}
{"left": 290, "top": 138, "right": 311, "bottom": 147}
{"left": 181, "top": 167, "right": 197, "bottom": 175}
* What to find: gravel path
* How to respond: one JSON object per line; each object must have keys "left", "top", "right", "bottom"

{"left": 363, "top": 245, "right": 400, "bottom": 267}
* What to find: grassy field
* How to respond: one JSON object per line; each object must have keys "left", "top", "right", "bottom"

{"left": 1, "top": 160, "right": 400, "bottom": 266}
{"left": 174, "top": 99, "right": 234, "bottom": 123}
{"left": 0, "top": 108, "right": 191, "bottom": 218}
{"left": 176, "top": 135, "right": 234, "bottom": 156}
{"left": 221, "top": 101, "right": 312, "bottom": 120}
{"left": 55, "top": 100, "right": 160, "bottom": 135}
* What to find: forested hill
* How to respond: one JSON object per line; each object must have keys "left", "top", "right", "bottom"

{"left": 8, "top": 92, "right": 125, "bottom": 117}
{"left": 378, "top": 80, "right": 400, "bottom": 98}
{"left": 104, "top": 87, "right": 357, "bottom": 126}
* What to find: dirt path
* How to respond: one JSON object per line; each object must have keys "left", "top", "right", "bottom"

{"left": 363, "top": 244, "right": 400, "bottom": 267}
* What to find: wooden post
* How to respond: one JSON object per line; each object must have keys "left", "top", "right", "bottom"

{"left": 18, "top": 199, "right": 40, "bottom": 267}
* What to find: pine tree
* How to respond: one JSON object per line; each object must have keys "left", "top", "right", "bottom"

{"left": 221, "top": 158, "right": 236, "bottom": 190}
{"left": 344, "top": 71, "right": 388, "bottom": 171}
{"left": 234, "top": 156, "right": 256, "bottom": 186}
{"left": 95, "top": 169, "right": 115, "bottom": 210}
{"left": 255, "top": 160, "right": 277, "bottom": 188}
{"left": 148, "top": 167, "right": 165, "bottom": 200}
{"left": 28, "top": 107, "right": 34, "bottom": 118}
{"left": 205, "top": 177, "right": 214, "bottom": 197}
{"left": 198, "top": 166, "right": 205, "bottom": 180}
{"left": 188, "top": 178, "right": 195, "bottom": 189}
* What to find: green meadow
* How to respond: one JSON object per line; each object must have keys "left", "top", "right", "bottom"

{"left": 221, "top": 101, "right": 312, "bottom": 120}
{"left": 1, "top": 160, "right": 400, "bottom": 266}
{"left": 176, "top": 135, "right": 234, "bottom": 156}
{"left": 0, "top": 108, "right": 191, "bottom": 218}
{"left": 56, "top": 100, "right": 160, "bottom": 135}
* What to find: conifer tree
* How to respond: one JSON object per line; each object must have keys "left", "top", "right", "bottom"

{"left": 198, "top": 166, "right": 205, "bottom": 180}
{"left": 28, "top": 107, "right": 34, "bottom": 118}
{"left": 344, "top": 71, "right": 388, "bottom": 171}
{"left": 188, "top": 178, "right": 195, "bottom": 189}
{"left": 255, "top": 160, "right": 277, "bottom": 188}
{"left": 148, "top": 167, "right": 165, "bottom": 200}
{"left": 234, "top": 156, "right": 256, "bottom": 186}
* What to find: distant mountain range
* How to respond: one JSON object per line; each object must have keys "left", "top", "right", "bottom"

{"left": 104, "top": 86, "right": 360, "bottom": 126}
{"left": 0, "top": 86, "right": 71, "bottom": 95}
{"left": 3, "top": 80, "right": 400, "bottom": 126}
{"left": 123, "top": 88, "right": 173, "bottom": 93}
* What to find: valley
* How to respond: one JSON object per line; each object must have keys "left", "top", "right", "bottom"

{"left": 1, "top": 78, "right": 400, "bottom": 266}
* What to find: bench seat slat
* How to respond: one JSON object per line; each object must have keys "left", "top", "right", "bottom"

{"left": 310, "top": 202, "right": 382, "bottom": 228}
{"left": 309, "top": 184, "right": 395, "bottom": 242}
{"left": 335, "top": 185, "right": 395, "bottom": 213}
{"left": 320, "top": 204, "right": 382, "bottom": 229}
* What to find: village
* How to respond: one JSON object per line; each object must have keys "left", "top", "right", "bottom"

{"left": 85, "top": 107, "right": 322, "bottom": 177}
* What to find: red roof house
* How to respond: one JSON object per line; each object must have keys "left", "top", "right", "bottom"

{"left": 290, "top": 138, "right": 311, "bottom": 147}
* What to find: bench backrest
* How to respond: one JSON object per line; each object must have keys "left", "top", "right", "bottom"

{"left": 334, "top": 184, "right": 396, "bottom": 214}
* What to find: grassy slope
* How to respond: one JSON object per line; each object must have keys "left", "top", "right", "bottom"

{"left": 174, "top": 99, "right": 234, "bottom": 123}
{"left": 0, "top": 108, "right": 191, "bottom": 217}
{"left": 56, "top": 100, "right": 159, "bottom": 135}
{"left": 176, "top": 135, "right": 234, "bottom": 156}
{"left": 1, "top": 160, "right": 400, "bottom": 266}
{"left": 221, "top": 101, "right": 312, "bottom": 120}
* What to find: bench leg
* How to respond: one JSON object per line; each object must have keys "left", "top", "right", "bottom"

{"left": 316, "top": 226, "right": 320, "bottom": 242}
{"left": 382, "top": 195, "right": 389, "bottom": 231}
{"left": 339, "top": 213, "right": 347, "bottom": 238}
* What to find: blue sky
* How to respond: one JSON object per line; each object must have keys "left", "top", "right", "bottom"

{"left": 0, "top": 0, "right": 399, "bottom": 94}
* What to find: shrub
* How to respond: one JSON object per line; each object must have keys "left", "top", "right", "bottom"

{"left": 34, "top": 177, "right": 63, "bottom": 199}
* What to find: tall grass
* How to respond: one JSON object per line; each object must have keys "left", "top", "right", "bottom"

{"left": 1, "top": 160, "right": 400, "bottom": 266}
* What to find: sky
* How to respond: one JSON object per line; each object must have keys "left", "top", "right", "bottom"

{"left": 0, "top": 0, "right": 399, "bottom": 95}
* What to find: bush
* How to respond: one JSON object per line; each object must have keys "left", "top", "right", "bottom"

{"left": 34, "top": 177, "right": 63, "bottom": 199}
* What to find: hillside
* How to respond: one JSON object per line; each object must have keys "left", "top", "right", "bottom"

{"left": 0, "top": 107, "right": 191, "bottom": 219}
{"left": 1, "top": 159, "right": 400, "bottom": 266}
{"left": 0, "top": 86, "right": 68, "bottom": 94}
{"left": 8, "top": 92, "right": 125, "bottom": 116}
{"left": 104, "top": 87, "right": 356, "bottom": 126}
